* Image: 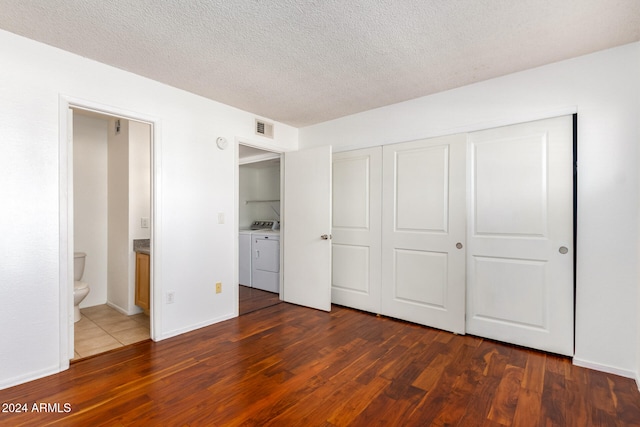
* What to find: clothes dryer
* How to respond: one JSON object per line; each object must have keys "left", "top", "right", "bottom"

{"left": 251, "top": 230, "right": 280, "bottom": 293}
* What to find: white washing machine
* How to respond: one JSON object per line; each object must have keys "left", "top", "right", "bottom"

{"left": 251, "top": 230, "right": 280, "bottom": 293}
{"left": 239, "top": 229, "right": 253, "bottom": 286}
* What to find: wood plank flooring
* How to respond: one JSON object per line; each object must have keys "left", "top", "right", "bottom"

{"left": 1, "top": 301, "right": 639, "bottom": 426}
{"left": 239, "top": 285, "right": 281, "bottom": 315}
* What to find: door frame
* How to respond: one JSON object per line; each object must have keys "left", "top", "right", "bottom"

{"left": 235, "top": 138, "right": 289, "bottom": 310}
{"left": 58, "top": 96, "right": 160, "bottom": 367}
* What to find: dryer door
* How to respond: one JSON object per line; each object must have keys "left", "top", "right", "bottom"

{"left": 254, "top": 238, "right": 280, "bottom": 273}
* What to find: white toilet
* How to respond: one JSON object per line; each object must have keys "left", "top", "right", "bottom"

{"left": 73, "top": 252, "right": 90, "bottom": 322}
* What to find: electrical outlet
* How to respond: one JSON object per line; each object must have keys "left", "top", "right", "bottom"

{"left": 215, "top": 282, "right": 222, "bottom": 294}
{"left": 166, "top": 291, "right": 175, "bottom": 304}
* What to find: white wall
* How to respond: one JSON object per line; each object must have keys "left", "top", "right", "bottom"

{"left": 128, "top": 120, "right": 151, "bottom": 314}
{"left": 239, "top": 162, "right": 281, "bottom": 229}
{"left": 0, "top": 29, "right": 297, "bottom": 389}
{"left": 129, "top": 120, "right": 151, "bottom": 243}
{"left": 73, "top": 114, "right": 108, "bottom": 307}
{"left": 300, "top": 42, "right": 640, "bottom": 380}
{"left": 107, "top": 118, "right": 130, "bottom": 312}
{"left": 239, "top": 167, "right": 257, "bottom": 228}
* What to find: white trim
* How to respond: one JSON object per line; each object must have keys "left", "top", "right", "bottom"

{"left": 234, "top": 141, "right": 240, "bottom": 318}
{"left": 149, "top": 119, "right": 161, "bottom": 341}
{"left": 235, "top": 139, "right": 286, "bottom": 309}
{"left": 236, "top": 136, "right": 295, "bottom": 154}
{"left": 157, "top": 313, "right": 236, "bottom": 341}
{"left": 573, "top": 357, "right": 637, "bottom": 379}
{"left": 58, "top": 99, "right": 72, "bottom": 370}
{"left": 0, "top": 365, "right": 62, "bottom": 391}
{"left": 331, "top": 106, "right": 579, "bottom": 154}
{"left": 106, "top": 301, "right": 142, "bottom": 316}
{"left": 59, "top": 95, "right": 162, "bottom": 371}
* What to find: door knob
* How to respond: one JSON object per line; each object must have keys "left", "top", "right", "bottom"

{"left": 321, "top": 234, "right": 332, "bottom": 240}
{"left": 456, "top": 242, "right": 463, "bottom": 249}
{"left": 559, "top": 246, "right": 568, "bottom": 254}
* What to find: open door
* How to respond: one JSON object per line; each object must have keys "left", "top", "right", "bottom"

{"left": 283, "top": 146, "right": 332, "bottom": 311}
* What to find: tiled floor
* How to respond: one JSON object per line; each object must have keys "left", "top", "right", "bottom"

{"left": 73, "top": 304, "right": 150, "bottom": 360}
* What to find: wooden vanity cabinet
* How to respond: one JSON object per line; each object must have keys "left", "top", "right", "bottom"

{"left": 135, "top": 252, "right": 150, "bottom": 315}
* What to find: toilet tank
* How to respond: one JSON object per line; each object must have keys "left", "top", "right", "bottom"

{"left": 74, "top": 252, "right": 86, "bottom": 281}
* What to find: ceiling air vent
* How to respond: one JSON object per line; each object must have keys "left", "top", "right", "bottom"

{"left": 255, "top": 119, "right": 274, "bottom": 139}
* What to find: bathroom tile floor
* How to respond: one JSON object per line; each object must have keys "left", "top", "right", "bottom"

{"left": 73, "top": 304, "right": 150, "bottom": 360}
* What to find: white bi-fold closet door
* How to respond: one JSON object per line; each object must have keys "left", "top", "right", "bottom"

{"left": 331, "top": 116, "right": 574, "bottom": 356}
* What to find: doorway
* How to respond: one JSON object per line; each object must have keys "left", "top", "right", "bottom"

{"left": 65, "top": 105, "right": 154, "bottom": 360}
{"left": 238, "top": 143, "right": 283, "bottom": 315}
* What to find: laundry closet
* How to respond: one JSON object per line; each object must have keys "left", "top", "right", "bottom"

{"left": 331, "top": 116, "right": 575, "bottom": 356}
{"left": 238, "top": 146, "right": 282, "bottom": 295}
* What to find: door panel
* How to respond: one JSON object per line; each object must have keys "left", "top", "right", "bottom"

{"left": 283, "top": 146, "right": 332, "bottom": 311}
{"left": 466, "top": 115, "right": 574, "bottom": 356}
{"left": 396, "top": 146, "right": 449, "bottom": 232}
{"left": 473, "top": 257, "right": 547, "bottom": 328}
{"left": 331, "top": 148, "right": 382, "bottom": 313}
{"left": 382, "top": 134, "right": 466, "bottom": 334}
{"left": 332, "top": 244, "right": 369, "bottom": 293}
{"left": 474, "top": 135, "right": 547, "bottom": 236}
{"left": 394, "top": 249, "right": 447, "bottom": 307}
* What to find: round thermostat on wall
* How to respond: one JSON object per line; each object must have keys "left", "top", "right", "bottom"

{"left": 216, "top": 137, "right": 228, "bottom": 150}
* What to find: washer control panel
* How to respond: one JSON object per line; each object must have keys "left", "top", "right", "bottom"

{"left": 250, "top": 220, "right": 280, "bottom": 230}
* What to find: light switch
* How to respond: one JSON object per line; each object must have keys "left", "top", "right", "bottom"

{"left": 218, "top": 212, "right": 225, "bottom": 224}
{"left": 141, "top": 217, "right": 150, "bottom": 228}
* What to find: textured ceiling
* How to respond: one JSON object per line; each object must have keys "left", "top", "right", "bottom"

{"left": 0, "top": 1, "right": 639, "bottom": 127}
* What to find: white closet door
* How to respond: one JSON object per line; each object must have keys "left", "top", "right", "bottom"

{"left": 382, "top": 134, "right": 466, "bottom": 334}
{"left": 331, "top": 147, "right": 382, "bottom": 313}
{"left": 466, "top": 115, "right": 574, "bottom": 356}
{"left": 283, "top": 146, "right": 332, "bottom": 312}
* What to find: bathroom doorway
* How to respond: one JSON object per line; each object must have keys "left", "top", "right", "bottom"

{"left": 70, "top": 107, "right": 153, "bottom": 360}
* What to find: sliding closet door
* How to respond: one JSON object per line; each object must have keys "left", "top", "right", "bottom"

{"left": 466, "top": 115, "right": 574, "bottom": 356}
{"left": 331, "top": 148, "right": 382, "bottom": 313}
{"left": 381, "top": 134, "right": 466, "bottom": 334}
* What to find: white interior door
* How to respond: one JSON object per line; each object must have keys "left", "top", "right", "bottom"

{"left": 381, "top": 134, "right": 466, "bottom": 334}
{"left": 283, "top": 146, "right": 332, "bottom": 311}
{"left": 466, "top": 115, "right": 574, "bottom": 356}
{"left": 331, "top": 147, "right": 382, "bottom": 313}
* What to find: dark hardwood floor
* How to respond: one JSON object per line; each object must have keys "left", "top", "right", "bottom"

{"left": 1, "top": 296, "right": 639, "bottom": 426}
{"left": 239, "top": 285, "right": 281, "bottom": 315}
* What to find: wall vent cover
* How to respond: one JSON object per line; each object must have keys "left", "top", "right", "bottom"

{"left": 255, "top": 119, "right": 274, "bottom": 139}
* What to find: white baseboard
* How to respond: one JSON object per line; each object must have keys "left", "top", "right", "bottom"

{"left": 158, "top": 312, "right": 236, "bottom": 341}
{"left": 0, "top": 365, "right": 60, "bottom": 391}
{"left": 573, "top": 357, "right": 636, "bottom": 380}
{"left": 106, "top": 301, "right": 142, "bottom": 316}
